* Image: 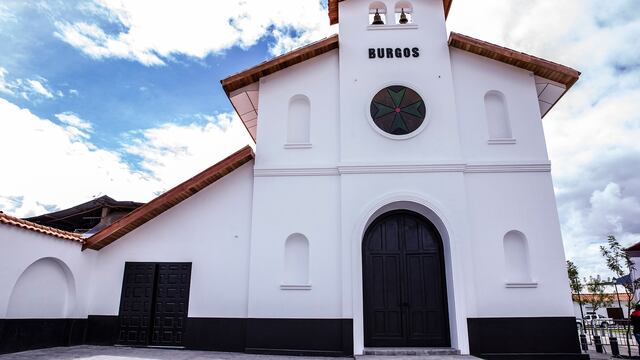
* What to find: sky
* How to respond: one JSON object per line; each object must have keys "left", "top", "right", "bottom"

{"left": 0, "top": 0, "right": 638, "bottom": 280}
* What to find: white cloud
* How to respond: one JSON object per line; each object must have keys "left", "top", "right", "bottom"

{"left": 0, "top": 98, "right": 252, "bottom": 217}
{"left": 0, "top": 67, "right": 13, "bottom": 95}
{"left": 55, "top": 112, "right": 93, "bottom": 131}
{"left": 54, "top": 0, "right": 335, "bottom": 65}
{"left": 0, "top": 68, "right": 61, "bottom": 101}
{"left": 26, "top": 79, "right": 54, "bottom": 98}
{"left": 122, "top": 112, "right": 253, "bottom": 188}
{"left": 0, "top": 3, "right": 16, "bottom": 24}
{"left": 448, "top": 0, "right": 640, "bottom": 278}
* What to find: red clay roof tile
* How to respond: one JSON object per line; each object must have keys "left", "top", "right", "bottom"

{"left": 0, "top": 212, "right": 84, "bottom": 243}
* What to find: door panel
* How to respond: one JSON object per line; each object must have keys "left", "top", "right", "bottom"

{"left": 363, "top": 210, "right": 450, "bottom": 347}
{"left": 118, "top": 262, "right": 156, "bottom": 345}
{"left": 151, "top": 263, "right": 192, "bottom": 346}
{"left": 117, "top": 262, "right": 192, "bottom": 347}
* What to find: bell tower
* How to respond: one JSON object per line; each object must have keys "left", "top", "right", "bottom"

{"left": 336, "top": 0, "right": 462, "bottom": 164}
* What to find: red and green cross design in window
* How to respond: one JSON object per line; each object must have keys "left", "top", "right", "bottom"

{"left": 370, "top": 85, "right": 426, "bottom": 136}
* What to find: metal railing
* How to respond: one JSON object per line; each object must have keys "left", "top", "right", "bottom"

{"left": 578, "top": 320, "right": 640, "bottom": 356}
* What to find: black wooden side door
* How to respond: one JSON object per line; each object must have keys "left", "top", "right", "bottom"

{"left": 118, "top": 262, "right": 192, "bottom": 347}
{"left": 118, "top": 262, "right": 157, "bottom": 345}
{"left": 151, "top": 263, "right": 192, "bottom": 346}
{"left": 362, "top": 211, "right": 450, "bottom": 347}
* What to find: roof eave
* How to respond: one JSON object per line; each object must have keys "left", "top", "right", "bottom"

{"left": 0, "top": 213, "right": 84, "bottom": 243}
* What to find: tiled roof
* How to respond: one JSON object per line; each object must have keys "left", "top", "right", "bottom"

{"left": 448, "top": 32, "right": 580, "bottom": 89}
{"left": 625, "top": 242, "right": 640, "bottom": 252}
{"left": 0, "top": 212, "right": 84, "bottom": 243}
{"left": 84, "top": 145, "right": 255, "bottom": 250}
{"left": 328, "top": 0, "right": 453, "bottom": 25}
{"left": 221, "top": 34, "right": 339, "bottom": 96}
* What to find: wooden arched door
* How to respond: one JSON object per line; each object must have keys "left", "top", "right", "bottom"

{"left": 362, "top": 210, "right": 450, "bottom": 347}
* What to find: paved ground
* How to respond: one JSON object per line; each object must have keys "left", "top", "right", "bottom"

{"left": 0, "top": 346, "right": 479, "bottom": 360}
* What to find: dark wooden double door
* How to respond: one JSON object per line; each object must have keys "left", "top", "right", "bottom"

{"left": 118, "top": 262, "right": 192, "bottom": 347}
{"left": 363, "top": 210, "right": 450, "bottom": 347}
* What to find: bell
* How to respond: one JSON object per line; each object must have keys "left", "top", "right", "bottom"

{"left": 372, "top": 9, "right": 384, "bottom": 25}
{"left": 399, "top": 8, "right": 409, "bottom": 24}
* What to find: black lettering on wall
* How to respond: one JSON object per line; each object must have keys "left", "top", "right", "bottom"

{"left": 368, "top": 47, "right": 420, "bottom": 59}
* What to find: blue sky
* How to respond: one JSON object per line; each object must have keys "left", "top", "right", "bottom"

{"left": 1, "top": 0, "right": 639, "bottom": 279}
{"left": 0, "top": 1, "right": 276, "bottom": 155}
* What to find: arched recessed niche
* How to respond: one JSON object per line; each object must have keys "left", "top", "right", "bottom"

{"left": 368, "top": 1, "right": 387, "bottom": 25}
{"left": 282, "top": 233, "right": 311, "bottom": 290}
{"left": 286, "top": 94, "right": 311, "bottom": 147}
{"left": 503, "top": 230, "right": 536, "bottom": 287}
{"left": 7, "top": 257, "right": 76, "bottom": 318}
{"left": 484, "top": 90, "right": 514, "bottom": 143}
{"left": 394, "top": 1, "right": 413, "bottom": 24}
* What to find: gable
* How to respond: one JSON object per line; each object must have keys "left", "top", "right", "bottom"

{"left": 448, "top": 32, "right": 580, "bottom": 117}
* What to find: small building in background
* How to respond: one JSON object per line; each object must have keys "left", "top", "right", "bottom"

{"left": 573, "top": 293, "right": 631, "bottom": 320}
{"left": 625, "top": 243, "right": 640, "bottom": 301}
{"left": 24, "top": 195, "right": 143, "bottom": 235}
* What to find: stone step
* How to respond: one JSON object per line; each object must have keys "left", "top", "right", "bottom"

{"left": 361, "top": 347, "right": 462, "bottom": 356}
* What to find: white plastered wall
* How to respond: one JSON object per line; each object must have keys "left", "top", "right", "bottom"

{"left": 450, "top": 47, "right": 550, "bottom": 161}
{"left": 255, "top": 50, "right": 340, "bottom": 169}
{"left": 464, "top": 172, "right": 575, "bottom": 317}
{"left": 87, "top": 161, "right": 255, "bottom": 317}
{"left": 0, "top": 226, "right": 94, "bottom": 319}
{"left": 247, "top": 175, "right": 342, "bottom": 318}
{"left": 246, "top": 46, "right": 342, "bottom": 318}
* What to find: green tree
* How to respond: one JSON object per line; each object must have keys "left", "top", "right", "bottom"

{"left": 568, "top": 260, "right": 583, "bottom": 293}
{"left": 600, "top": 235, "right": 640, "bottom": 356}
{"left": 585, "top": 275, "right": 612, "bottom": 315}
{"left": 567, "top": 260, "right": 585, "bottom": 325}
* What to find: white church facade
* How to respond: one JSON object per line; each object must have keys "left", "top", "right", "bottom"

{"left": 0, "top": 1, "right": 586, "bottom": 359}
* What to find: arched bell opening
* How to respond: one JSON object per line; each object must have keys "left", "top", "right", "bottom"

{"left": 369, "top": 2, "right": 387, "bottom": 25}
{"left": 394, "top": 1, "right": 413, "bottom": 24}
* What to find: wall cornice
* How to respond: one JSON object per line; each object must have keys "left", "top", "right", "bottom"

{"left": 254, "top": 161, "right": 551, "bottom": 177}
{"left": 254, "top": 167, "right": 339, "bottom": 177}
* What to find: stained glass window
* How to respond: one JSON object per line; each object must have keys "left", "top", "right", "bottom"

{"left": 370, "top": 85, "right": 426, "bottom": 136}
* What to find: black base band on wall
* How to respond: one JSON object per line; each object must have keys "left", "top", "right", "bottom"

{"left": 467, "top": 317, "right": 589, "bottom": 360}
{"left": 1, "top": 316, "right": 353, "bottom": 357}
{"left": 85, "top": 315, "right": 119, "bottom": 346}
{"left": 184, "top": 317, "right": 247, "bottom": 352}
{"left": 245, "top": 318, "right": 353, "bottom": 356}
{"left": 0, "top": 318, "right": 86, "bottom": 355}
